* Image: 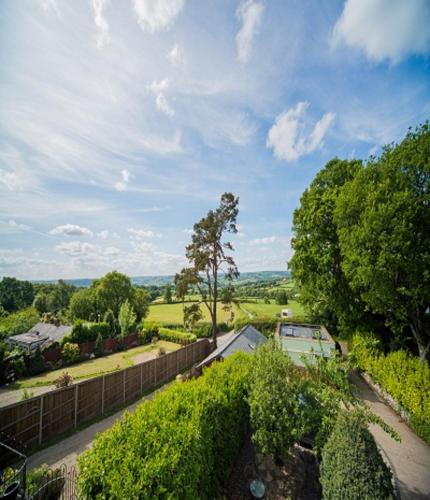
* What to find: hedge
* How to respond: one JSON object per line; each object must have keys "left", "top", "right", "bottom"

{"left": 321, "top": 410, "right": 394, "bottom": 500}
{"left": 158, "top": 327, "right": 196, "bottom": 345}
{"left": 78, "top": 353, "right": 252, "bottom": 499}
{"left": 64, "top": 320, "right": 111, "bottom": 344}
{"left": 351, "top": 332, "right": 430, "bottom": 443}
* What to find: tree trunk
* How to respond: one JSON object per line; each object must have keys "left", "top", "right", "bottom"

{"left": 409, "top": 311, "right": 430, "bottom": 362}
{"left": 212, "top": 268, "right": 218, "bottom": 349}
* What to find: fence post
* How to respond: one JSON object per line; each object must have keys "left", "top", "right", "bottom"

{"left": 176, "top": 349, "right": 179, "bottom": 374}
{"left": 123, "top": 369, "right": 126, "bottom": 404}
{"left": 38, "top": 395, "right": 44, "bottom": 445}
{"left": 74, "top": 384, "right": 79, "bottom": 428}
{"left": 154, "top": 359, "right": 157, "bottom": 388}
{"left": 101, "top": 375, "right": 105, "bottom": 415}
{"left": 140, "top": 364, "right": 143, "bottom": 395}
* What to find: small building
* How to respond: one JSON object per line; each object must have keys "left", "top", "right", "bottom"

{"left": 197, "top": 325, "right": 267, "bottom": 369}
{"left": 7, "top": 323, "right": 72, "bottom": 353}
{"left": 276, "top": 322, "right": 335, "bottom": 367}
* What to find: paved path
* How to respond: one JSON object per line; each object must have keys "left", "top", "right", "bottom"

{"left": 27, "top": 384, "right": 168, "bottom": 471}
{"left": 352, "top": 372, "right": 430, "bottom": 500}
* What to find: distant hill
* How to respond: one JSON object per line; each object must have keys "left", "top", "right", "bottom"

{"left": 32, "top": 271, "right": 290, "bottom": 288}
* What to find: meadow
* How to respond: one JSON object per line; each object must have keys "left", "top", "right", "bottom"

{"left": 147, "top": 301, "right": 245, "bottom": 324}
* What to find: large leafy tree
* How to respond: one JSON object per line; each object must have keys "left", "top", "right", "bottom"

{"left": 0, "top": 277, "right": 34, "bottom": 313}
{"left": 176, "top": 192, "right": 239, "bottom": 347}
{"left": 335, "top": 123, "right": 430, "bottom": 360}
{"left": 289, "top": 159, "right": 365, "bottom": 335}
{"left": 94, "top": 271, "right": 134, "bottom": 319}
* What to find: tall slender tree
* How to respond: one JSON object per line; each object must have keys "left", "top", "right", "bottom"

{"left": 177, "top": 192, "right": 239, "bottom": 347}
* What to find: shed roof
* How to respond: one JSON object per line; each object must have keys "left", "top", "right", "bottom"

{"left": 198, "top": 324, "right": 267, "bottom": 367}
{"left": 9, "top": 322, "right": 72, "bottom": 345}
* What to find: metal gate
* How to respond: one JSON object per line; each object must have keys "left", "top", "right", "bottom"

{"left": 28, "top": 463, "right": 77, "bottom": 500}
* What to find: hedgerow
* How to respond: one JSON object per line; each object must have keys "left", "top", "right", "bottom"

{"left": 158, "top": 327, "right": 196, "bottom": 345}
{"left": 351, "top": 332, "right": 430, "bottom": 443}
{"left": 78, "top": 353, "right": 252, "bottom": 499}
{"left": 320, "top": 410, "right": 394, "bottom": 500}
{"left": 63, "top": 320, "right": 111, "bottom": 344}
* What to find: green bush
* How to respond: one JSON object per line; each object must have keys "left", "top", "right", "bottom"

{"left": 24, "top": 348, "right": 46, "bottom": 376}
{"left": 351, "top": 332, "right": 430, "bottom": 443}
{"left": 62, "top": 342, "right": 80, "bottom": 365}
{"left": 78, "top": 353, "right": 252, "bottom": 499}
{"left": 0, "top": 307, "right": 39, "bottom": 338}
{"left": 248, "top": 339, "right": 308, "bottom": 462}
{"left": 158, "top": 327, "right": 196, "bottom": 345}
{"left": 67, "top": 320, "right": 111, "bottom": 344}
{"left": 139, "top": 320, "right": 160, "bottom": 344}
{"left": 321, "top": 411, "right": 394, "bottom": 500}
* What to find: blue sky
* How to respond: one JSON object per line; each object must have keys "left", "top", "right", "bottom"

{"left": 0, "top": 0, "right": 429, "bottom": 280}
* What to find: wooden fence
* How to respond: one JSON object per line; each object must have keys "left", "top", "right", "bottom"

{"left": 0, "top": 339, "right": 210, "bottom": 450}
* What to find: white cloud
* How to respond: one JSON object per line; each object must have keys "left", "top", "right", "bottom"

{"left": 49, "top": 224, "right": 93, "bottom": 237}
{"left": 55, "top": 241, "right": 97, "bottom": 257}
{"left": 167, "top": 43, "right": 182, "bottom": 66}
{"left": 132, "top": 0, "right": 184, "bottom": 32}
{"left": 8, "top": 220, "right": 31, "bottom": 230}
{"left": 249, "top": 235, "right": 287, "bottom": 246}
{"left": 183, "top": 228, "right": 193, "bottom": 235}
{"left": 0, "top": 170, "right": 23, "bottom": 191}
{"left": 115, "top": 169, "right": 132, "bottom": 191}
{"left": 148, "top": 78, "right": 174, "bottom": 117}
{"left": 104, "top": 246, "right": 120, "bottom": 256}
{"left": 332, "top": 0, "right": 430, "bottom": 63}
{"left": 266, "top": 102, "right": 335, "bottom": 161}
{"left": 128, "top": 228, "right": 162, "bottom": 239}
{"left": 92, "top": 0, "right": 110, "bottom": 49}
{"left": 236, "top": 0, "right": 264, "bottom": 63}
{"left": 97, "top": 230, "right": 109, "bottom": 239}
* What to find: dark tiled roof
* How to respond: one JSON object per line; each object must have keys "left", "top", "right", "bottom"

{"left": 198, "top": 324, "right": 267, "bottom": 367}
{"left": 9, "top": 322, "right": 72, "bottom": 345}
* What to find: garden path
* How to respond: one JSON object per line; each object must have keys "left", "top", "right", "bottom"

{"left": 352, "top": 371, "right": 430, "bottom": 500}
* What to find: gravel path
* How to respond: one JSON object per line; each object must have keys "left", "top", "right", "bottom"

{"left": 352, "top": 371, "right": 430, "bottom": 500}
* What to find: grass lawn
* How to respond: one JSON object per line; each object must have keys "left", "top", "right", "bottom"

{"left": 147, "top": 302, "right": 245, "bottom": 324}
{"left": 239, "top": 299, "right": 306, "bottom": 319}
{"left": 11, "top": 341, "right": 180, "bottom": 389}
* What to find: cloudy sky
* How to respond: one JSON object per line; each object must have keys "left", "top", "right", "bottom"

{"left": 0, "top": 0, "right": 429, "bottom": 280}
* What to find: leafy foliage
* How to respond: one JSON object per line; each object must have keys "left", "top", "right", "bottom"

{"left": 0, "top": 277, "right": 34, "bottom": 313}
{"left": 61, "top": 342, "right": 80, "bottom": 364}
{"left": 0, "top": 307, "right": 39, "bottom": 338}
{"left": 118, "top": 299, "right": 136, "bottom": 337}
{"left": 66, "top": 320, "right": 111, "bottom": 344}
{"left": 248, "top": 339, "right": 308, "bottom": 462}
{"left": 78, "top": 353, "right": 252, "bottom": 499}
{"left": 320, "top": 410, "right": 394, "bottom": 500}
{"left": 351, "top": 332, "right": 430, "bottom": 443}
{"left": 183, "top": 302, "right": 203, "bottom": 330}
{"left": 157, "top": 327, "right": 196, "bottom": 345}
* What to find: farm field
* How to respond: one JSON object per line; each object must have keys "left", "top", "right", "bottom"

{"left": 239, "top": 299, "right": 306, "bottom": 319}
{"left": 9, "top": 341, "right": 180, "bottom": 389}
{"left": 147, "top": 301, "right": 245, "bottom": 324}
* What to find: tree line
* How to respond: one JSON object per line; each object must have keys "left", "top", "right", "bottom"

{"left": 290, "top": 123, "right": 430, "bottom": 361}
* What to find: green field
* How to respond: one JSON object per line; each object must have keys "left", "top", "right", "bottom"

{"left": 239, "top": 299, "right": 306, "bottom": 319}
{"left": 10, "top": 341, "right": 180, "bottom": 389}
{"left": 147, "top": 302, "right": 245, "bottom": 324}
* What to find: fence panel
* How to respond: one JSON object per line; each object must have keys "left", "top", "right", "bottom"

{"left": 77, "top": 377, "right": 103, "bottom": 426}
{"left": 42, "top": 387, "right": 75, "bottom": 441}
{"left": 0, "top": 339, "right": 210, "bottom": 449}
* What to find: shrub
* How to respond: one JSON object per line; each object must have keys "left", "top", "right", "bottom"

{"left": 24, "top": 348, "right": 46, "bottom": 376}
{"left": 158, "top": 327, "right": 196, "bottom": 345}
{"left": 320, "top": 411, "right": 394, "bottom": 500}
{"left": 248, "top": 339, "right": 308, "bottom": 462}
{"left": 351, "top": 332, "right": 430, "bottom": 443}
{"left": 0, "top": 307, "right": 39, "bottom": 338}
{"left": 118, "top": 300, "right": 136, "bottom": 337}
{"left": 26, "top": 464, "right": 64, "bottom": 498}
{"left": 67, "top": 320, "right": 111, "bottom": 344}
{"left": 21, "top": 388, "right": 34, "bottom": 400}
{"left": 139, "top": 320, "right": 160, "bottom": 344}
{"left": 78, "top": 353, "right": 252, "bottom": 499}
{"left": 54, "top": 371, "right": 73, "bottom": 388}
{"left": 156, "top": 346, "right": 166, "bottom": 357}
{"left": 62, "top": 342, "right": 80, "bottom": 365}
{"left": 94, "top": 332, "right": 104, "bottom": 358}
{"left": 9, "top": 355, "right": 26, "bottom": 378}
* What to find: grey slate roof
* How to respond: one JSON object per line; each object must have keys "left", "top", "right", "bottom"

{"left": 198, "top": 324, "right": 267, "bottom": 367}
{"left": 9, "top": 322, "right": 72, "bottom": 346}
